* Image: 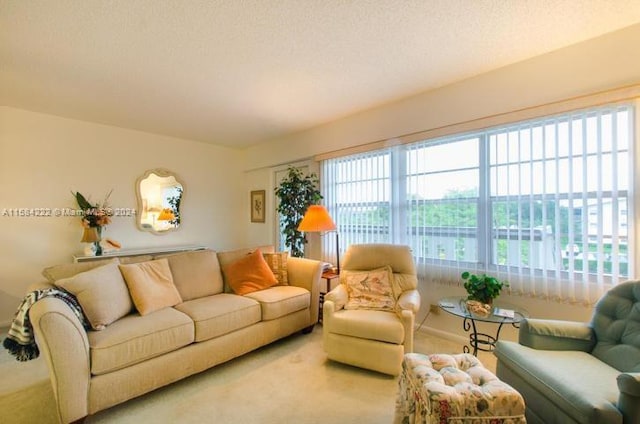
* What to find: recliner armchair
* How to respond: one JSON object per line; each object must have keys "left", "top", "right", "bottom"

{"left": 322, "top": 244, "right": 421, "bottom": 376}
{"left": 494, "top": 279, "right": 640, "bottom": 424}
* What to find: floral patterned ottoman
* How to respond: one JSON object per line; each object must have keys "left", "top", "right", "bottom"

{"left": 394, "top": 353, "right": 526, "bottom": 424}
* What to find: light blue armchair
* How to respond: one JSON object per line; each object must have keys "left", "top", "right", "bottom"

{"left": 494, "top": 280, "right": 640, "bottom": 424}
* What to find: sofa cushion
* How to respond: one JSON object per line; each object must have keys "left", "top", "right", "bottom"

{"left": 54, "top": 262, "right": 133, "bottom": 331}
{"left": 174, "top": 294, "right": 261, "bottom": 342}
{"left": 42, "top": 258, "right": 118, "bottom": 282}
{"left": 118, "top": 255, "right": 153, "bottom": 264}
{"left": 495, "top": 340, "right": 622, "bottom": 424}
{"left": 328, "top": 309, "right": 405, "bottom": 344}
{"left": 87, "top": 307, "right": 194, "bottom": 375}
{"left": 244, "top": 286, "right": 310, "bottom": 321}
{"left": 216, "top": 245, "right": 275, "bottom": 268}
{"left": 154, "top": 249, "right": 224, "bottom": 301}
{"left": 222, "top": 249, "right": 278, "bottom": 295}
{"left": 119, "top": 259, "right": 183, "bottom": 315}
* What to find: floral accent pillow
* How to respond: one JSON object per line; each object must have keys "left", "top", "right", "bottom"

{"left": 343, "top": 266, "right": 396, "bottom": 311}
{"left": 263, "top": 251, "right": 288, "bottom": 285}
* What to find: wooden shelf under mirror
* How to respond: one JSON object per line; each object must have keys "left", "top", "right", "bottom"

{"left": 74, "top": 245, "right": 205, "bottom": 263}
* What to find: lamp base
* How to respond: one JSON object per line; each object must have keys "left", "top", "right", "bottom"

{"left": 335, "top": 232, "right": 340, "bottom": 274}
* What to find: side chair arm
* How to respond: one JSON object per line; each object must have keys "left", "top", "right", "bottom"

{"left": 518, "top": 318, "right": 596, "bottom": 351}
{"left": 397, "top": 289, "right": 421, "bottom": 314}
{"left": 618, "top": 372, "right": 640, "bottom": 424}
{"left": 325, "top": 284, "right": 348, "bottom": 311}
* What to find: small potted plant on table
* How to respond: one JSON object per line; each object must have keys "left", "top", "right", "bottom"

{"left": 461, "top": 271, "right": 508, "bottom": 317}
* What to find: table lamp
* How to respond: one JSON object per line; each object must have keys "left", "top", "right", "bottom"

{"left": 157, "top": 208, "right": 175, "bottom": 221}
{"left": 80, "top": 227, "right": 100, "bottom": 243}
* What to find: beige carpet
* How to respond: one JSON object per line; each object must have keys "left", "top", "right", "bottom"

{"left": 0, "top": 326, "right": 495, "bottom": 424}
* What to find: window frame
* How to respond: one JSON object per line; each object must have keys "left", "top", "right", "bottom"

{"left": 321, "top": 103, "right": 635, "bottom": 290}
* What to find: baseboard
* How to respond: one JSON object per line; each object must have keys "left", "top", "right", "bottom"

{"left": 415, "top": 325, "right": 468, "bottom": 346}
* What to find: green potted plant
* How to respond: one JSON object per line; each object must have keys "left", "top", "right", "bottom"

{"left": 167, "top": 186, "right": 183, "bottom": 226}
{"left": 274, "top": 167, "right": 323, "bottom": 257}
{"left": 461, "top": 271, "right": 508, "bottom": 305}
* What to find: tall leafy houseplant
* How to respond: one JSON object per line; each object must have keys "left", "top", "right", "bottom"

{"left": 167, "top": 186, "right": 183, "bottom": 226}
{"left": 275, "top": 167, "right": 322, "bottom": 257}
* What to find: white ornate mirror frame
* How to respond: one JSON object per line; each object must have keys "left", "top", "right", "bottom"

{"left": 135, "top": 168, "right": 184, "bottom": 235}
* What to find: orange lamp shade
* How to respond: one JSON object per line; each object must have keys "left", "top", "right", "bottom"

{"left": 81, "top": 227, "right": 100, "bottom": 243}
{"left": 157, "top": 208, "right": 175, "bottom": 221}
{"left": 297, "top": 205, "right": 336, "bottom": 232}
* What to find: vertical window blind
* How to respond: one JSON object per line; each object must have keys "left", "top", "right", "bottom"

{"left": 320, "top": 104, "right": 634, "bottom": 304}
{"left": 321, "top": 150, "right": 392, "bottom": 267}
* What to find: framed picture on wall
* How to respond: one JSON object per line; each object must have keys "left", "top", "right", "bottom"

{"left": 250, "top": 190, "right": 266, "bottom": 223}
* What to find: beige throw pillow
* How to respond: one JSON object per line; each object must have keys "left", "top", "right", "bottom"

{"left": 263, "top": 251, "right": 289, "bottom": 285}
{"left": 342, "top": 266, "right": 396, "bottom": 311}
{"left": 119, "top": 258, "right": 182, "bottom": 315}
{"left": 54, "top": 262, "right": 133, "bottom": 330}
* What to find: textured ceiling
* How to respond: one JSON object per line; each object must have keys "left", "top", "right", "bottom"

{"left": 1, "top": 1, "right": 640, "bottom": 148}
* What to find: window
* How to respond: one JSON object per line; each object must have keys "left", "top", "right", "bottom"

{"left": 405, "top": 136, "right": 480, "bottom": 264}
{"left": 321, "top": 104, "right": 634, "bottom": 303}
{"left": 322, "top": 150, "right": 392, "bottom": 248}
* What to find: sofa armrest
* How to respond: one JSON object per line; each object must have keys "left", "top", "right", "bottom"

{"left": 396, "top": 290, "right": 420, "bottom": 353}
{"left": 30, "top": 297, "right": 91, "bottom": 424}
{"left": 27, "top": 280, "right": 56, "bottom": 291}
{"left": 618, "top": 373, "right": 640, "bottom": 424}
{"left": 518, "top": 318, "right": 596, "bottom": 351}
{"left": 400, "top": 309, "right": 415, "bottom": 353}
{"left": 618, "top": 372, "right": 640, "bottom": 396}
{"left": 286, "top": 257, "right": 323, "bottom": 324}
{"left": 397, "top": 289, "right": 421, "bottom": 314}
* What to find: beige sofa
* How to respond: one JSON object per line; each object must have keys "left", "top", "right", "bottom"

{"left": 29, "top": 246, "right": 322, "bottom": 424}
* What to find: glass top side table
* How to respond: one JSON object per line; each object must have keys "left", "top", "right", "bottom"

{"left": 438, "top": 296, "right": 529, "bottom": 356}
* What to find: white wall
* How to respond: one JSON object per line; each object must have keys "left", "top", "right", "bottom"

{"left": 0, "top": 107, "right": 246, "bottom": 325}
{"left": 245, "top": 168, "right": 277, "bottom": 247}
{"left": 243, "top": 24, "right": 640, "bottom": 342}
{"left": 246, "top": 24, "right": 640, "bottom": 170}
{"left": 244, "top": 161, "right": 321, "bottom": 256}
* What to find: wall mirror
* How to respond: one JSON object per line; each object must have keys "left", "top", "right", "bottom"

{"left": 136, "top": 168, "right": 183, "bottom": 235}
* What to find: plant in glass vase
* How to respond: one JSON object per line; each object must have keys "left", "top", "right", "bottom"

{"left": 74, "top": 190, "right": 113, "bottom": 256}
{"left": 461, "top": 271, "right": 508, "bottom": 316}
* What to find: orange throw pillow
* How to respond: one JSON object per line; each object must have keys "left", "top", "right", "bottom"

{"left": 224, "top": 249, "right": 278, "bottom": 295}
